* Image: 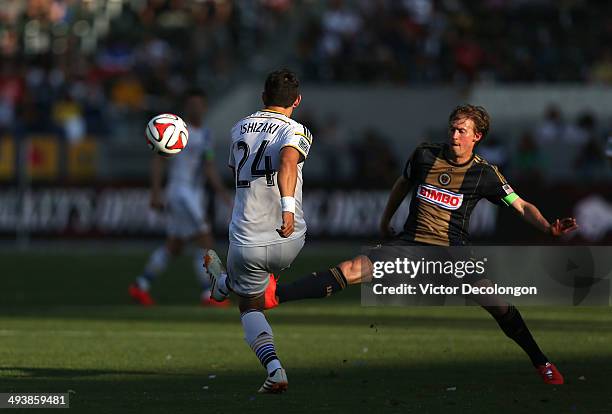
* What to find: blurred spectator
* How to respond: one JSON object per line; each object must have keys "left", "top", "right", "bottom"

{"left": 590, "top": 48, "right": 612, "bottom": 84}
{"left": 478, "top": 135, "right": 508, "bottom": 171}
{"left": 564, "top": 112, "right": 612, "bottom": 180}
{"left": 296, "top": 1, "right": 612, "bottom": 84}
{"left": 530, "top": 109, "right": 607, "bottom": 181}
{"left": 320, "top": 0, "right": 362, "bottom": 59}
{"left": 0, "top": 0, "right": 609, "bottom": 187}
{"left": 564, "top": 112, "right": 596, "bottom": 146}
{"left": 52, "top": 88, "right": 85, "bottom": 143}
{"left": 0, "top": 0, "right": 611, "bottom": 88}
{"left": 111, "top": 73, "right": 145, "bottom": 112}
{"left": 514, "top": 131, "right": 546, "bottom": 182}
{"left": 452, "top": 34, "right": 485, "bottom": 83}
{"left": 575, "top": 136, "right": 607, "bottom": 179}
{"left": 351, "top": 128, "right": 398, "bottom": 188}
{"left": 318, "top": 0, "right": 362, "bottom": 80}
{"left": 534, "top": 105, "right": 564, "bottom": 149}
{"left": 0, "top": 0, "right": 25, "bottom": 25}
{"left": 295, "top": 18, "right": 322, "bottom": 80}
{"left": 317, "top": 113, "right": 348, "bottom": 184}
{"left": 96, "top": 40, "right": 135, "bottom": 77}
{"left": 82, "top": 80, "right": 108, "bottom": 135}
{"left": 0, "top": 96, "right": 13, "bottom": 134}
{"left": 0, "top": 61, "right": 23, "bottom": 134}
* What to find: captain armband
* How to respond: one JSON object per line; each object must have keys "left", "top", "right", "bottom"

{"left": 502, "top": 192, "right": 519, "bottom": 206}
{"left": 501, "top": 183, "right": 519, "bottom": 206}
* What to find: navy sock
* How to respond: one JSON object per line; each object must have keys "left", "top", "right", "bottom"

{"left": 277, "top": 267, "right": 347, "bottom": 303}
{"left": 494, "top": 305, "right": 548, "bottom": 366}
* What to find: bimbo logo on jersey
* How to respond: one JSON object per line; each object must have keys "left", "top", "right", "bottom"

{"left": 416, "top": 184, "right": 463, "bottom": 210}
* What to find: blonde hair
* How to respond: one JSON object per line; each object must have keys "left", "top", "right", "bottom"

{"left": 449, "top": 105, "right": 490, "bottom": 139}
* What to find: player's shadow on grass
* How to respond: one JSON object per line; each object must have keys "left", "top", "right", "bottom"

{"left": 1, "top": 361, "right": 611, "bottom": 414}
{"left": 0, "top": 367, "right": 176, "bottom": 379}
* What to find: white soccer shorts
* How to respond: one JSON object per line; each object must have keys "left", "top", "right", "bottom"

{"left": 226, "top": 235, "right": 305, "bottom": 297}
{"left": 165, "top": 188, "right": 210, "bottom": 238}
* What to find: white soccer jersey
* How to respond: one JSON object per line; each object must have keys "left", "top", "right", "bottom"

{"left": 164, "top": 124, "right": 214, "bottom": 238}
{"left": 228, "top": 109, "right": 312, "bottom": 246}
{"left": 167, "top": 125, "right": 214, "bottom": 191}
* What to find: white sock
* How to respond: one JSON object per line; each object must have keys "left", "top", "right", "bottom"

{"left": 216, "top": 273, "right": 229, "bottom": 295}
{"left": 136, "top": 276, "right": 150, "bottom": 291}
{"left": 241, "top": 311, "right": 282, "bottom": 374}
{"left": 138, "top": 246, "right": 170, "bottom": 290}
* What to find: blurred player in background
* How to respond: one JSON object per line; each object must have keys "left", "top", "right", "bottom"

{"left": 205, "top": 68, "right": 313, "bottom": 393}
{"left": 129, "top": 89, "right": 233, "bottom": 307}
{"left": 228, "top": 104, "right": 577, "bottom": 386}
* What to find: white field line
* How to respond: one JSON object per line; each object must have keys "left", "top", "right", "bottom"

{"left": 0, "top": 329, "right": 241, "bottom": 339}
{"left": 0, "top": 329, "right": 504, "bottom": 342}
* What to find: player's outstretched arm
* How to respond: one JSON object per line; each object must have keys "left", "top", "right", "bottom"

{"left": 276, "top": 147, "right": 301, "bottom": 238}
{"left": 510, "top": 197, "right": 578, "bottom": 236}
{"left": 380, "top": 176, "right": 414, "bottom": 237}
{"left": 150, "top": 155, "right": 166, "bottom": 211}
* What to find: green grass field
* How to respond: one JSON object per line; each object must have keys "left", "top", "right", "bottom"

{"left": 1, "top": 246, "right": 612, "bottom": 413}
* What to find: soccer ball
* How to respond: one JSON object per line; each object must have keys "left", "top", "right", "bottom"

{"left": 145, "top": 113, "right": 189, "bottom": 157}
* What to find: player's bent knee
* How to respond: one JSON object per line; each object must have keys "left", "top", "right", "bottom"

{"left": 337, "top": 255, "right": 373, "bottom": 285}
{"left": 468, "top": 278, "right": 509, "bottom": 311}
{"left": 239, "top": 294, "right": 265, "bottom": 313}
{"left": 336, "top": 261, "right": 353, "bottom": 282}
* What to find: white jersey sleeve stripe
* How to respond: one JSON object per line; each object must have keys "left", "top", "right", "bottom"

{"left": 283, "top": 131, "right": 311, "bottom": 158}
{"left": 280, "top": 143, "right": 308, "bottom": 158}
{"left": 294, "top": 131, "right": 312, "bottom": 145}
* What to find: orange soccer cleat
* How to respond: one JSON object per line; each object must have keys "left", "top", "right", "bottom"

{"left": 128, "top": 284, "right": 156, "bottom": 306}
{"left": 258, "top": 368, "right": 288, "bottom": 394}
{"left": 263, "top": 274, "right": 279, "bottom": 310}
{"left": 201, "top": 293, "right": 232, "bottom": 308}
{"left": 536, "top": 362, "right": 564, "bottom": 385}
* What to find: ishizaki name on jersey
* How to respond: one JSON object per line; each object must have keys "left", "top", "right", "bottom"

{"left": 229, "top": 110, "right": 313, "bottom": 247}
{"left": 240, "top": 121, "right": 282, "bottom": 135}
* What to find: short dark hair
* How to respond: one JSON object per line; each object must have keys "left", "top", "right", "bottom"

{"left": 449, "top": 104, "right": 490, "bottom": 139}
{"left": 263, "top": 69, "right": 299, "bottom": 107}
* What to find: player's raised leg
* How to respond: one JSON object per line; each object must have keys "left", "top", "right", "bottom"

{"left": 263, "top": 255, "right": 373, "bottom": 309}
{"left": 194, "top": 232, "right": 231, "bottom": 307}
{"left": 204, "top": 249, "right": 231, "bottom": 302}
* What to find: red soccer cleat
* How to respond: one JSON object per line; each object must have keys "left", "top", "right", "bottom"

{"left": 263, "top": 274, "right": 279, "bottom": 310}
{"left": 201, "top": 296, "right": 232, "bottom": 308}
{"left": 536, "top": 362, "right": 564, "bottom": 385}
{"left": 128, "top": 284, "right": 156, "bottom": 306}
{"left": 200, "top": 290, "right": 231, "bottom": 308}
